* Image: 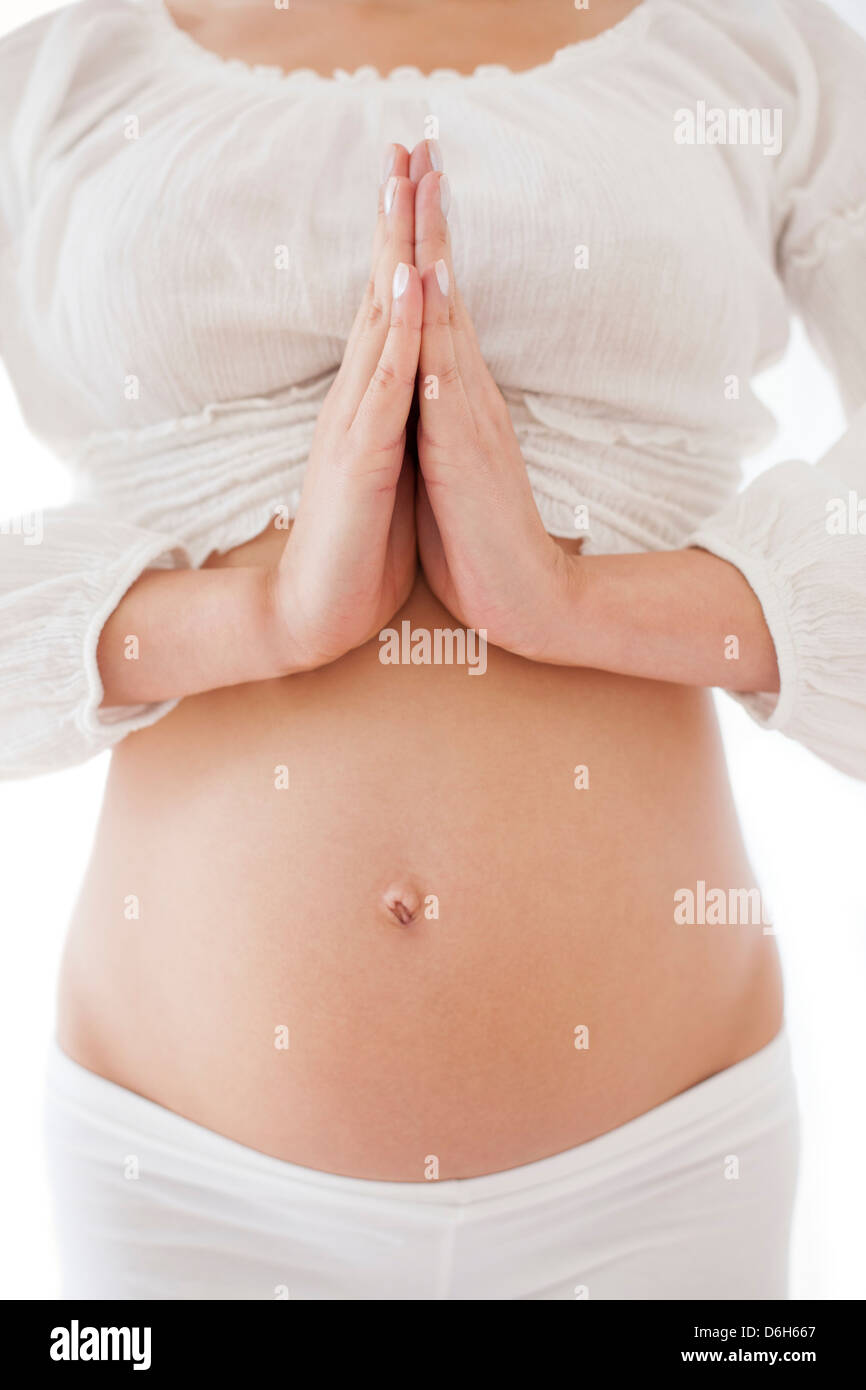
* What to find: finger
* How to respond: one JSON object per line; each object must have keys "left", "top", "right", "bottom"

{"left": 415, "top": 172, "right": 487, "bottom": 386}
{"left": 336, "top": 145, "right": 411, "bottom": 384}
{"left": 417, "top": 258, "right": 475, "bottom": 460}
{"left": 410, "top": 145, "right": 461, "bottom": 326}
{"left": 411, "top": 149, "right": 457, "bottom": 323}
{"left": 351, "top": 261, "right": 423, "bottom": 462}
{"left": 414, "top": 168, "right": 452, "bottom": 280}
{"left": 340, "top": 174, "right": 416, "bottom": 413}
{"left": 415, "top": 202, "right": 488, "bottom": 414}
{"left": 371, "top": 142, "right": 410, "bottom": 264}
{"left": 408, "top": 137, "right": 443, "bottom": 185}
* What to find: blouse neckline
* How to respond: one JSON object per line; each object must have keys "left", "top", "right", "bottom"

{"left": 146, "top": 0, "right": 656, "bottom": 88}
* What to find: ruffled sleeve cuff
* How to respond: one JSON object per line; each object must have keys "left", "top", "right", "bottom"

{"left": 0, "top": 511, "right": 191, "bottom": 778}
{"left": 688, "top": 450, "right": 866, "bottom": 781}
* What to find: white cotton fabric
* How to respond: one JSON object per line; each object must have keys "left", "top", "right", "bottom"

{"left": 44, "top": 1031, "right": 799, "bottom": 1300}
{"left": 1, "top": 0, "right": 865, "bottom": 777}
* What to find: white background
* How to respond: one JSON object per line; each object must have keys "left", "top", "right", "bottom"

{"left": 1, "top": 0, "right": 865, "bottom": 1300}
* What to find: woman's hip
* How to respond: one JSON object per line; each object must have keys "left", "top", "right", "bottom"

{"left": 44, "top": 1028, "right": 799, "bottom": 1300}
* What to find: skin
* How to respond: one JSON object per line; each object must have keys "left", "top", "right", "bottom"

{"left": 60, "top": 1, "right": 784, "bottom": 1181}
{"left": 99, "top": 1, "right": 780, "bottom": 704}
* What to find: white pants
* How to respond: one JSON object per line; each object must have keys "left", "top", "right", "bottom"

{"left": 44, "top": 1031, "right": 799, "bottom": 1300}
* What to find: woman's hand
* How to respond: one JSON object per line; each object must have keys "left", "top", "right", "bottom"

{"left": 409, "top": 142, "right": 579, "bottom": 663}
{"left": 98, "top": 142, "right": 778, "bottom": 711}
{"left": 99, "top": 146, "right": 422, "bottom": 709}
{"left": 271, "top": 145, "right": 422, "bottom": 673}
{"left": 406, "top": 144, "right": 777, "bottom": 692}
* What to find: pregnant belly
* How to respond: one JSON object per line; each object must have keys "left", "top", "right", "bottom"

{"left": 58, "top": 538, "right": 782, "bottom": 1180}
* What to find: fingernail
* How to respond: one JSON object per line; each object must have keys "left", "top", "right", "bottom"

{"left": 381, "top": 143, "right": 396, "bottom": 182}
{"left": 384, "top": 175, "right": 398, "bottom": 216}
{"left": 434, "top": 258, "right": 449, "bottom": 297}
{"left": 393, "top": 262, "right": 410, "bottom": 300}
{"left": 428, "top": 138, "right": 443, "bottom": 172}
{"left": 439, "top": 174, "right": 451, "bottom": 219}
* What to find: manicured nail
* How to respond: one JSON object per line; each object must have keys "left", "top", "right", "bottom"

{"left": 384, "top": 175, "right": 398, "bottom": 216}
{"left": 434, "top": 258, "right": 449, "bottom": 297}
{"left": 381, "top": 143, "right": 396, "bottom": 182}
{"left": 439, "top": 174, "right": 451, "bottom": 219}
{"left": 428, "top": 139, "right": 443, "bottom": 172}
{"left": 393, "top": 262, "right": 410, "bottom": 300}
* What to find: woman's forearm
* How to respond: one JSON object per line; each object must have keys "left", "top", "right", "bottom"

{"left": 99, "top": 545, "right": 779, "bottom": 709}
{"left": 97, "top": 566, "right": 292, "bottom": 706}
{"left": 557, "top": 546, "right": 780, "bottom": 694}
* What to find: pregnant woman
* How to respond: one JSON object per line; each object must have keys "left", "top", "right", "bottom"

{"left": 1, "top": 0, "right": 864, "bottom": 1300}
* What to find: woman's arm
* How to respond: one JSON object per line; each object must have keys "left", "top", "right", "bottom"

{"left": 99, "top": 150, "right": 422, "bottom": 708}
{"left": 411, "top": 134, "right": 866, "bottom": 780}
{"left": 0, "top": 147, "right": 421, "bottom": 777}
{"left": 548, "top": 547, "right": 780, "bottom": 692}
{"left": 408, "top": 152, "right": 778, "bottom": 694}
{"left": 96, "top": 565, "right": 288, "bottom": 706}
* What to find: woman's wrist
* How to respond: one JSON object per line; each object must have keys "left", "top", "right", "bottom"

{"left": 533, "top": 547, "right": 780, "bottom": 693}
{"left": 517, "top": 544, "right": 592, "bottom": 666}
{"left": 259, "top": 563, "right": 322, "bottom": 678}
{"left": 98, "top": 564, "right": 302, "bottom": 707}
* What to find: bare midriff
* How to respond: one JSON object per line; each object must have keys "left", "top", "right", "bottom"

{"left": 57, "top": 523, "right": 783, "bottom": 1181}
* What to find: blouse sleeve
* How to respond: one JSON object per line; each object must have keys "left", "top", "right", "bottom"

{"left": 0, "top": 506, "right": 192, "bottom": 780}
{"left": 688, "top": 0, "right": 866, "bottom": 781}
{"left": 0, "top": 8, "right": 192, "bottom": 781}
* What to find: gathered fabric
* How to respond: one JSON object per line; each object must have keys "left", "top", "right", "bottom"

{"left": 0, "top": 0, "right": 865, "bottom": 776}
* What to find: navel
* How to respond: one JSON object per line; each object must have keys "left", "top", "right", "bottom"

{"left": 381, "top": 881, "right": 422, "bottom": 928}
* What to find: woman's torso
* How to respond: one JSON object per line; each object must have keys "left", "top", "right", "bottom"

{"left": 58, "top": 526, "right": 783, "bottom": 1181}
{"left": 55, "top": 0, "right": 783, "bottom": 1181}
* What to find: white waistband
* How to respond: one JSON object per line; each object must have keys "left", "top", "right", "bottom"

{"left": 45, "top": 1029, "right": 795, "bottom": 1210}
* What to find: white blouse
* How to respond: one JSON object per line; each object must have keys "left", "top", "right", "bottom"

{"left": 1, "top": 0, "right": 865, "bottom": 778}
